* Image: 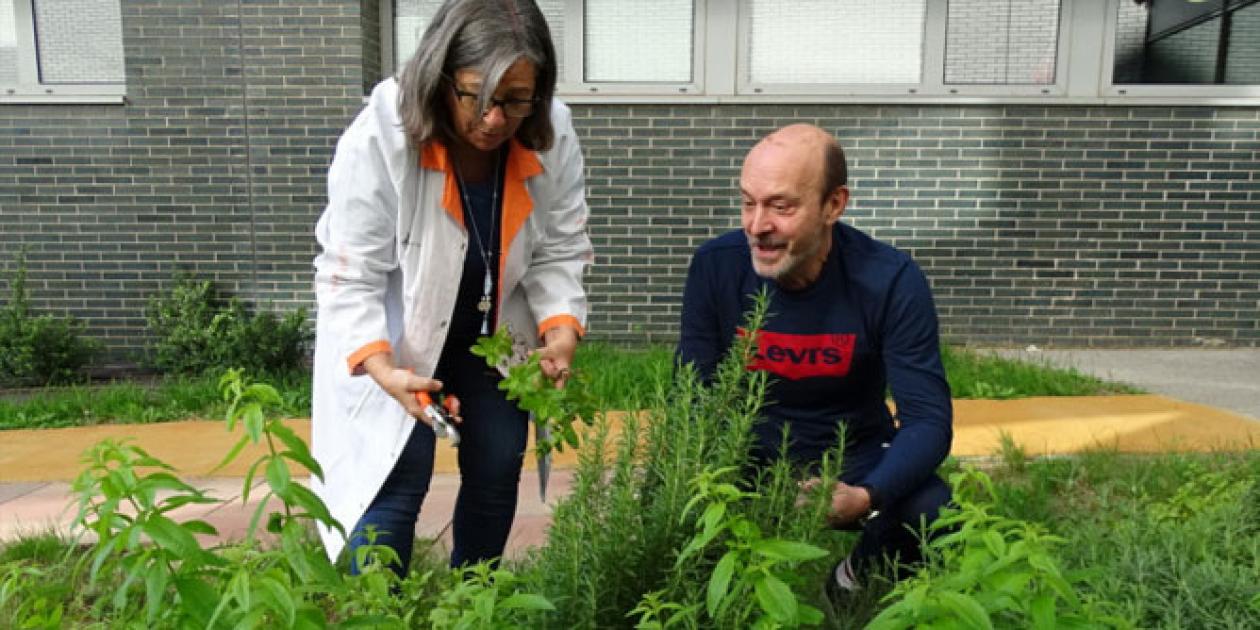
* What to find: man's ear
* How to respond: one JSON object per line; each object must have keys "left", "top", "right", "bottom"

{"left": 824, "top": 186, "right": 849, "bottom": 224}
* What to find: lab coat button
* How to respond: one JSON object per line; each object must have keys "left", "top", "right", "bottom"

{"left": 439, "top": 320, "right": 447, "bottom": 328}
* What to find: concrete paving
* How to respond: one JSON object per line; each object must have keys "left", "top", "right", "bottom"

{"left": 987, "top": 348, "right": 1260, "bottom": 421}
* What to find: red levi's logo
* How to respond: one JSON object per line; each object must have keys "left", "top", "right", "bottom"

{"left": 739, "top": 328, "right": 856, "bottom": 380}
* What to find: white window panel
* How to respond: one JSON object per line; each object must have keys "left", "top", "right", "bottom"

{"left": 1, "top": 0, "right": 17, "bottom": 85}
{"left": 32, "top": 0, "right": 124, "bottom": 84}
{"left": 2, "top": 0, "right": 124, "bottom": 103}
{"left": 583, "top": 0, "right": 693, "bottom": 83}
{"left": 743, "top": 0, "right": 925, "bottom": 86}
{"left": 945, "top": 0, "right": 1061, "bottom": 85}
{"left": 392, "top": 0, "right": 566, "bottom": 81}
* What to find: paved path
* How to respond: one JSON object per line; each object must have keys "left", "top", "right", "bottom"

{"left": 4, "top": 396, "right": 1259, "bottom": 559}
{"left": 988, "top": 349, "right": 1260, "bottom": 420}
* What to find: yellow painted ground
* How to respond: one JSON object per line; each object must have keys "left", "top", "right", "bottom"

{"left": 1, "top": 395, "right": 1256, "bottom": 483}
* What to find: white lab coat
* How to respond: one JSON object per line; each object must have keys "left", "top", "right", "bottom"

{"left": 310, "top": 78, "right": 593, "bottom": 561}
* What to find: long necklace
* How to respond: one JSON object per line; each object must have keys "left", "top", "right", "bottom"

{"left": 452, "top": 149, "right": 501, "bottom": 336}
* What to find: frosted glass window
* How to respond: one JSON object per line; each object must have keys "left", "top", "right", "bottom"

{"left": 584, "top": 0, "right": 693, "bottom": 83}
{"left": 945, "top": 0, "right": 1060, "bottom": 84}
{"left": 33, "top": 0, "right": 124, "bottom": 84}
{"left": 745, "top": 0, "right": 924, "bottom": 85}
{"left": 1, "top": 0, "right": 17, "bottom": 85}
{"left": 394, "top": 0, "right": 566, "bottom": 80}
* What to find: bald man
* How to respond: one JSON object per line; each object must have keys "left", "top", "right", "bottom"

{"left": 677, "top": 124, "right": 953, "bottom": 594}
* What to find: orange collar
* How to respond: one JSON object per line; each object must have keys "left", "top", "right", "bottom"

{"left": 419, "top": 139, "right": 543, "bottom": 296}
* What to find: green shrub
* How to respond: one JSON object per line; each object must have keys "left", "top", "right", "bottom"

{"left": 146, "top": 273, "right": 311, "bottom": 376}
{"left": 0, "top": 251, "right": 100, "bottom": 386}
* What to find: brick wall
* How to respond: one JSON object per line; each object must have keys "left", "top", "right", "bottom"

{"left": 572, "top": 104, "right": 1260, "bottom": 348}
{"left": 0, "top": 0, "right": 366, "bottom": 363}
{"left": 1, "top": 1, "right": 1258, "bottom": 366}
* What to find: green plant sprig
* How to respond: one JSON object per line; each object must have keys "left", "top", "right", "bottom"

{"left": 671, "top": 465, "right": 829, "bottom": 628}
{"left": 470, "top": 327, "right": 599, "bottom": 459}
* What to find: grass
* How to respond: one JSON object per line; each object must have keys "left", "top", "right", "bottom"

{"left": 0, "top": 343, "right": 1133, "bottom": 431}
{"left": 0, "top": 370, "right": 311, "bottom": 430}
{"left": 941, "top": 345, "right": 1140, "bottom": 398}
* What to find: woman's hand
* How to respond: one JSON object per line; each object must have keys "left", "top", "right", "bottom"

{"left": 537, "top": 325, "right": 579, "bottom": 388}
{"left": 363, "top": 352, "right": 451, "bottom": 426}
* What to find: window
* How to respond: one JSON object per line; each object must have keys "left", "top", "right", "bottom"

{"left": 384, "top": 0, "right": 1260, "bottom": 104}
{"left": 744, "top": 0, "right": 925, "bottom": 86}
{"left": 583, "top": 0, "right": 694, "bottom": 83}
{"left": 945, "top": 0, "right": 1062, "bottom": 85}
{"left": 390, "top": 0, "right": 567, "bottom": 80}
{"left": 1113, "top": 0, "right": 1260, "bottom": 85}
{"left": 1, "top": 0, "right": 125, "bottom": 103}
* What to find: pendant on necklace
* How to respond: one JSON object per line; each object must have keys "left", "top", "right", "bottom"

{"left": 478, "top": 268, "right": 493, "bottom": 335}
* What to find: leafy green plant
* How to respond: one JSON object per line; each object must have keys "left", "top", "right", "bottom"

{"left": 471, "top": 326, "right": 599, "bottom": 458}
{"left": 670, "top": 465, "right": 829, "bottom": 628}
{"left": 146, "top": 273, "right": 311, "bottom": 376}
{"left": 69, "top": 438, "right": 226, "bottom": 624}
{"left": 869, "top": 467, "right": 1129, "bottom": 630}
{"left": 1146, "top": 462, "right": 1253, "bottom": 525}
{"left": 0, "top": 250, "right": 100, "bottom": 386}
{"left": 427, "top": 562, "right": 554, "bottom": 629}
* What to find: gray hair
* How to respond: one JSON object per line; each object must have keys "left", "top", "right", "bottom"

{"left": 397, "top": 0, "right": 557, "bottom": 152}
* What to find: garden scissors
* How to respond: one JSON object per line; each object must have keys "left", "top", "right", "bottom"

{"left": 415, "top": 391, "right": 460, "bottom": 447}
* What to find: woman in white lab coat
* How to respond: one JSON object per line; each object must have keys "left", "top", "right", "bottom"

{"left": 310, "top": 0, "right": 592, "bottom": 575}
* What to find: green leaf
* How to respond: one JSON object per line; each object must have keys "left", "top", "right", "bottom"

{"left": 499, "top": 593, "right": 555, "bottom": 611}
{"left": 144, "top": 563, "right": 170, "bottom": 624}
{"left": 937, "top": 591, "right": 993, "bottom": 630}
{"left": 266, "top": 456, "right": 292, "bottom": 494}
{"left": 272, "top": 421, "right": 323, "bottom": 479}
{"left": 143, "top": 514, "right": 205, "bottom": 562}
{"left": 180, "top": 519, "right": 218, "bottom": 536}
{"left": 701, "top": 502, "right": 727, "bottom": 535}
{"left": 244, "top": 405, "right": 265, "bottom": 443}
{"left": 212, "top": 434, "right": 251, "bottom": 474}
{"left": 750, "top": 539, "right": 829, "bottom": 562}
{"left": 1030, "top": 593, "right": 1056, "bottom": 630}
{"left": 707, "top": 551, "right": 736, "bottom": 617}
{"left": 173, "top": 576, "right": 218, "bottom": 626}
{"left": 474, "top": 590, "right": 495, "bottom": 620}
{"left": 258, "top": 575, "right": 297, "bottom": 628}
{"left": 753, "top": 572, "right": 797, "bottom": 623}
{"left": 982, "top": 530, "right": 1007, "bottom": 558}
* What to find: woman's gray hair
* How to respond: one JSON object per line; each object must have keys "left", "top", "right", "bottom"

{"left": 397, "top": 0, "right": 557, "bottom": 152}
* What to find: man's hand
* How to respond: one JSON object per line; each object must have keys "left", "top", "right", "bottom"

{"left": 800, "top": 478, "right": 873, "bottom": 527}
{"left": 537, "top": 325, "right": 579, "bottom": 388}
{"left": 363, "top": 352, "right": 450, "bottom": 427}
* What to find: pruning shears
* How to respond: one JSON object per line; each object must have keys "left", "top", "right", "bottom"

{"left": 415, "top": 391, "right": 460, "bottom": 447}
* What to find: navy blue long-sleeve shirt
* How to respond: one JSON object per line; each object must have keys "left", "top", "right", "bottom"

{"left": 677, "top": 222, "right": 953, "bottom": 508}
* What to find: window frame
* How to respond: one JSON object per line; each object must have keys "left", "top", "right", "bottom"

{"left": 377, "top": 0, "right": 1260, "bottom": 106}
{"left": 734, "top": 0, "right": 1072, "bottom": 98}
{"left": 553, "top": 0, "right": 707, "bottom": 97}
{"left": 1, "top": 0, "right": 126, "bottom": 104}
{"left": 1099, "top": 0, "right": 1260, "bottom": 101}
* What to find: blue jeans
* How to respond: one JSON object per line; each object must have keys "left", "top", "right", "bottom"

{"left": 836, "top": 435, "right": 952, "bottom": 579}
{"left": 348, "top": 346, "right": 529, "bottom": 577}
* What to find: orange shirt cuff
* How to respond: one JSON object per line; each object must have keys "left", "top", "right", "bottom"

{"left": 347, "top": 340, "right": 392, "bottom": 375}
{"left": 537, "top": 314, "right": 584, "bottom": 341}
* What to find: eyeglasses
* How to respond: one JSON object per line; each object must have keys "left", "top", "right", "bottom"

{"left": 450, "top": 85, "right": 537, "bottom": 118}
